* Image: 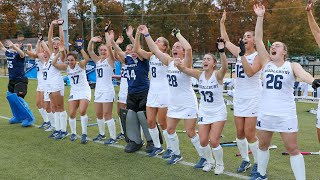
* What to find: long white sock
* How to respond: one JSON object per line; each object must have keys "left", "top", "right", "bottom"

{"left": 212, "top": 145, "right": 224, "bottom": 166}
{"left": 97, "top": 119, "right": 105, "bottom": 135}
{"left": 106, "top": 118, "right": 116, "bottom": 139}
{"left": 200, "top": 145, "right": 215, "bottom": 164}
{"left": 69, "top": 117, "right": 76, "bottom": 135}
{"left": 47, "top": 112, "right": 55, "bottom": 128}
{"left": 81, "top": 115, "right": 88, "bottom": 135}
{"left": 257, "top": 149, "right": 269, "bottom": 176}
{"left": 249, "top": 140, "right": 259, "bottom": 163}
{"left": 38, "top": 108, "right": 49, "bottom": 122}
{"left": 236, "top": 138, "right": 250, "bottom": 161}
{"left": 191, "top": 134, "right": 202, "bottom": 157}
{"left": 168, "top": 132, "right": 180, "bottom": 155}
{"left": 118, "top": 117, "right": 124, "bottom": 134}
{"left": 149, "top": 127, "right": 161, "bottom": 148}
{"left": 163, "top": 129, "right": 171, "bottom": 150}
{"left": 290, "top": 154, "right": 306, "bottom": 180}
{"left": 59, "top": 111, "right": 68, "bottom": 132}
{"left": 54, "top": 112, "right": 60, "bottom": 131}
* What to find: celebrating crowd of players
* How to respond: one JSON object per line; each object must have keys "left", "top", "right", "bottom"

{"left": 1, "top": 2, "right": 320, "bottom": 180}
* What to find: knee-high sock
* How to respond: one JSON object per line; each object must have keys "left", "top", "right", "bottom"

{"left": 168, "top": 132, "right": 180, "bottom": 155}
{"left": 249, "top": 140, "right": 259, "bottom": 163}
{"left": 149, "top": 127, "right": 161, "bottom": 148}
{"left": 81, "top": 115, "right": 88, "bottom": 135}
{"left": 118, "top": 117, "right": 124, "bottom": 134}
{"left": 290, "top": 154, "right": 306, "bottom": 180}
{"left": 212, "top": 145, "right": 224, "bottom": 166}
{"left": 97, "top": 119, "right": 105, "bottom": 135}
{"left": 69, "top": 117, "right": 76, "bottom": 135}
{"left": 106, "top": 118, "right": 116, "bottom": 139}
{"left": 54, "top": 112, "right": 60, "bottom": 131}
{"left": 236, "top": 138, "right": 249, "bottom": 161}
{"left": 163, "top": 129, "right": 171, "bottom": 150}
{"left": 191, "top": 134, "right": 202, "bottom": 157}
{"left": 59, "top": 111, "right": 68, "bottom": 132}
{"left": 257, "top": 149, "right": 269, "bottom": 176}
{"left": 200, "top": 145, "right": 215, "bottom": 164}
{"left": 38, "top": 108, "right": 49, "bottom": 122}
{"left": 47, "top": 112, "right": 55, "bottom": 128}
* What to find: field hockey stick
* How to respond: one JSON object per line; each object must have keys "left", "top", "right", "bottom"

{"left": 221, "top": 143, "right": 237, "bottom": 147}
{"left": 235, "top": 145, "right": 278, "bottom": 156}
{"left": 282, "top": 151, "right": 320, "bottom": 155}
{"left": 220, "top": 141, "right": 236, "bottom": 145}
{"left": 176, "top": 130, "right": 198, "bottom": 133}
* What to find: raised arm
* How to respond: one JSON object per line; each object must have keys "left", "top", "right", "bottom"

{"left": 48, "top": 20, "right": 57, "bottom": 52}
{"left": 51, "top": 45, "right": 67, "bottom": 71}
{"left": 254, "top": 4, "right": 270, "bottom": 67}
{"left": 238, "top": 39, "right": 262, "bottom": 77}
{"left": 138, "top": 25, "right": 170, "bottom": 66}
{"left": 220, "top": 10, "right": 240, "bottom": 57}
{"left": 133, "top": 28, "right": 153, "bottom": 60}
{"left": 0, "top": 41, "right": 7, "bottom": 52}
{"left": 105, "top": 27, "right": 115, "bottom": 67}
{"left": 111, "top": 38, "right": 126, "bottom": 64}
{"left": 306, "top": 1, "right": 320, "bottom": 48}
{"left": 58, "top": 19, "right": 66, "bottom": 61}
{"left": 292, "top": 62, "right": 314, "bottom": 84}
{"left": 126, "top": 25, "right": 135, "bottom": 44}
{"left": 7, "top": 40, "right": 25, "bottom": 58}
{"left": 216, "top": 38, "right": 228, "bottom": 83}
{"left": 87, "top": 36, "right": 101, "bottom": 63}
{"left": 25, "top": 44, "right": 38, "bottom": 58}
{"left": 174, "top": 58, "right": 201, "bottom": 80}
{"left": 75, "top": 38, "right": 90, "bottom": 68}
{"left": 172, "top": 28, "right": 192, "bottom": 68}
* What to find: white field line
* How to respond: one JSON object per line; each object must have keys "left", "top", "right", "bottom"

{"left": 0, "top": 115, "right": 249, "bottom": 180}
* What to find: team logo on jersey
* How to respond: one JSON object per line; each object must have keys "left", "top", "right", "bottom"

{"left": 69, "top": 95, "right": 73, "bottom": 99}
{"left": 256, "top": 121, "right": 261, "bottom": 127}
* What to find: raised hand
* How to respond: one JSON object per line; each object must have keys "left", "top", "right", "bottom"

{"left": 108, "top": 30, "right": 115, "bottom": 41}
{"left": 138, "top": 25, "right": 149, "bottom": 35}
{"left": 126, "top": 25, "right": 134, "bottom": 37}
{"left": 57, "top": 19, "right": 64, "bottom": 25}
{"left": 58, "top": 43, "right": 65, "bottom": 52}
{"left": 220, "top": 10, "right": 226, "bottom": 24}
{"left": 254, "top": 3, "right": 265, "bottom": 17}
{"left": 91, "top": 36, "right": 102, "bottom": 43}
{"left": 51, "top": 20, "right": 58, "bottom": 25}
{"left": 6, "top": 40, "right": 14, "bottom": 48}
{"left": 116, "top": 35, "right": 124, "bottom": 45}
{"left": 105, "top": 21, "right": 111, "bottom": 32}
{"left": 238, "top": 38, "right": 246, "bottom": 56}
{"left": 174, "top": 58, "right": 183, "bottom": 68}
{"left": 306, "top": 0, "right": 314, "bottom": 11}
{"left": 171, "top": 28, "right": 180, "bottom": 37}
{"left": 75, "top": 38, "right": 84, "bottom": 52}
{"left": 312, "top": 79, "right": 320, "bottom": 89}
{"left": 216, "top": 37, "right": 226, "bottom": 53}
{"left": 37, "top": 33, "right": 44, "bottom": 42}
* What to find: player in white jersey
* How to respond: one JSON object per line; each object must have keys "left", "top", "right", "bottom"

{"left": 51, "top": 39, "right": 91, "bottom": 144}
{"left": 306, "top": 1, "right": 320, "bottom": 144}
{"left": 220, "top": 10, "right": 262, "bottom": 175}
{"left": 250, "top": 4, "right": 320, "bottom": 180}
{"left": 25, "top": 42, "right": 52, "bottom": 130}
{"left": 37, "top": 23, "right": 68, "bottom": 140}
{"left": 174, "top": 38, "right": 228, "bottom": 174}
{"left": 141, "top": 25, "right": 204, "bottom": 166}
{"left": 134, "top": 27, "right": 171, "bottom": 157}
{"left": 88, "top": 24, "right": 117, "bottom": 145}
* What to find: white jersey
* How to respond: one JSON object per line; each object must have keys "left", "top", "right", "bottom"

{"left": 95, "top": 59, "right": 114, "bottom": 93}
{"left": 198, "top": 72, "right": 226, "bottom": 117}
{"left": 149, "top": 55, "right": 169, "bottom": 93}
{"left": 42, "top": 54, "right": 64, "bottom": 86}
{"left": 119, "top": 64, "right": 128, "bottom": 93}
{"left": 167, "top": 61, "right": 197, "bottom": 107}
{"left": 259, "top": 61, "right": 296, "bottom": 116}
{"left": 36, "top": 59, "right": 43, "bottom": 82}
{"left": 67, "top": 63, "right": 90, "bottom": 92}
{"left": 234, "top": 52, "right": 262, "bottom": 98}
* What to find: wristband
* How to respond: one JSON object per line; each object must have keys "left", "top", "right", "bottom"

{"left": 144, "top": 34, "right": 150, "bottom": 37}
{"left": 218, "top": 48, "right": 225, "bottom": 53}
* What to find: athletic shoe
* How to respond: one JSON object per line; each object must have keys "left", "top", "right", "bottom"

{"left": 194, "top": 158, "right": 207, "bottom": 169}
{"left": 70, "top": 134, "right": 77, "bottom": 141}
{"left": 162, "top": 149, "right": 173, "bottom": 159}
{"left": 202, "top": 163, "right": 214, "bottom": 172}
{"left": 81, "top": 134, "right": 88, "bottom": 144}
{"left": 250, "top": 163, "right": 258, "bottom": 176}
{"left": 149, "top": 147, "right": 165, "bottom": 157}
{"left": 45, "top": 126, "right": 54, "bottom": 132}
{"left": 39, "top": 122, "right": 50, "bottom": 129}
{"left": 48, "top": 130, "right": 60, "bottom": 138}
{"left": 249, "top": 172, "right": 267, "bottom": 180}
{"left": 104, "top": 138, "right": 117, "bottom": 145}
{"left": 55, "top": 131, "right": 69, "bottom": 140}
{"left": 124, "top": 141, "right": 143, "bottom": 153}
{"left": 93, "top": 134, "right": 106, "bottom": 141}
{"left": 146, "top": 141, "right": 154, "bottom": 153}
{"left": 214, "top": 164, "right": 225, "bottom": 175}
{"left": 167, "top": 154, "right": 183, "bottom": 165}
{"left": 237, "top": 160, "right": 251, "bottom": 173}
{"left": 116, "top": 133, "right": 125, "bottom": 140}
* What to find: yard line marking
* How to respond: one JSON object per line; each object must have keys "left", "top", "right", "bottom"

{"left": 0, "top": 115, "right": 249, "bottom": 180}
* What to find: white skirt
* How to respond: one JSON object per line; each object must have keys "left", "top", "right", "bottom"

{"left": 234, "top": 96, "right": 259, "bottom": 117}
{"left": 167, "top": 105, "right": 197, "bottom": 119}
{"left": 257, "top": 114, "right": 298, "bottom": 133}
{"left": 94, "top": 91, "right": 115, "bottom": 103}
{"left": 146, "top": 92, "right": 168, "bottom": 108}
{"left": 69, "top": 87, "right": 91, "bottom": 101}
